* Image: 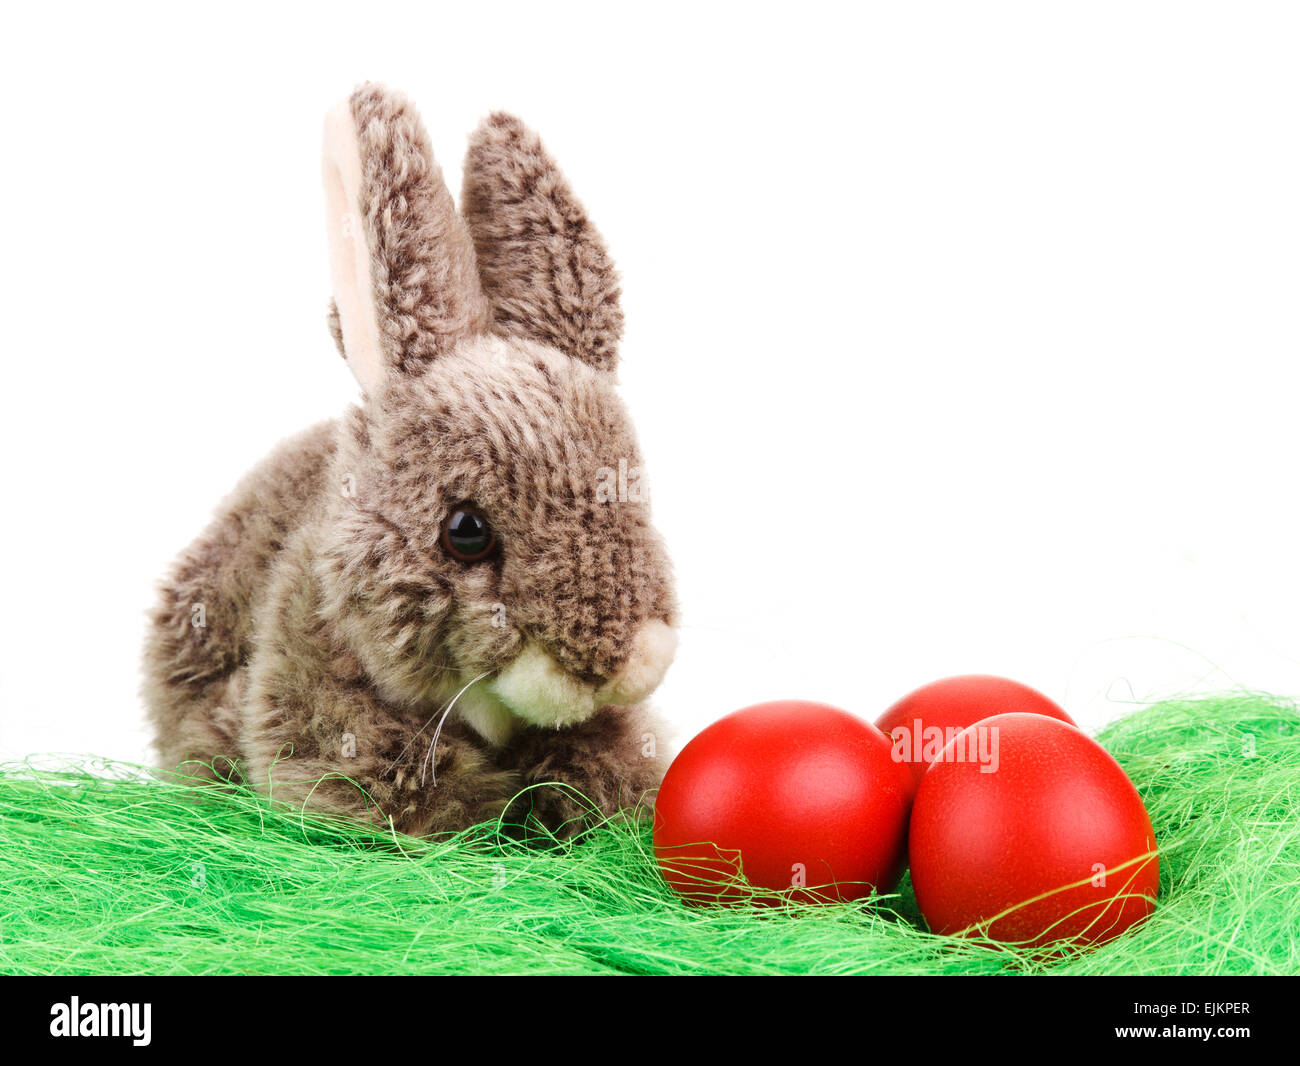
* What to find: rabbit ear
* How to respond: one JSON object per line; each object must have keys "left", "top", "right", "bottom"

{"left": 461, "top": 113, "right": 623, "bottom": 373}
{"left": 322, "top": 84, "right": 491, "bottom": 394}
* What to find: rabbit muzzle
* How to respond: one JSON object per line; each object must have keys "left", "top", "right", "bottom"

{"left": 488, "top": 619, "right": 677, "bottom": 729}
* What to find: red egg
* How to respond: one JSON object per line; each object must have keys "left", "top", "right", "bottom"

{"left": 653, "top": 701, "right": 913, "bottom": 904}
{"left": 909, "top": 713, "right": 1159, "bottom": 950}
{"left": 877, "top": 675, "right": 1076, "bottom": 795}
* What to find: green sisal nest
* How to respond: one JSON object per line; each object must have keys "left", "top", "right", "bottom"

{"left": 1, "top": 693, "right": 1297, "bottom": 975}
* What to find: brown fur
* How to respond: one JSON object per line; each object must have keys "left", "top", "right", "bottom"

{"left": 351, "top": 84, "right": 492, "bottom": 374}
{"left": 462, "top": 112, "right": 624, "bottom": 372}
{"left": 143, "top": 84, "right": 676, "bottom": 838}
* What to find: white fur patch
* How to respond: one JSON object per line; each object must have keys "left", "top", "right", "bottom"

{"left": 596, "top": 621, "right": 678, "bottom": 707}
{"left": 455, "top": 683, "right": 517, "bottom": 747}
{"left": 490, "top": 642, "right": 598, "bottom": 728}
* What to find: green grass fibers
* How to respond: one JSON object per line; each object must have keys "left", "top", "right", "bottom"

{"left": 0, "top": 693, "right": 1296, "bottom": 975}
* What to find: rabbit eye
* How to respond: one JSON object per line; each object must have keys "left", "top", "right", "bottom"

{"left": 440, "top": 505, "right": 496, "bottom": 563}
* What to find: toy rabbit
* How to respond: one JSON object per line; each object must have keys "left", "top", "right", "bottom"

{"left": 142, "top": 83, "right": 678, "bottom": 837}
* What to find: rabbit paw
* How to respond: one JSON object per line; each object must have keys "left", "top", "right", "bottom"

{"left": 501, "top": 704, "right": 668, "bottom": 840}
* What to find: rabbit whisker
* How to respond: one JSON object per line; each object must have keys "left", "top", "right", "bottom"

{"left": 384, "top": 670, "right": 492, "bottom": 774}
{"left": 422, "top": 671, "right": 492, "bottom": 787}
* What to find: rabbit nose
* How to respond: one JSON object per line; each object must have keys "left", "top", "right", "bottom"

{"left": 594, "top": 620, "right": 678, "bottom": 707}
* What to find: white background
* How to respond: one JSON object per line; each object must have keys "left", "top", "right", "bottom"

{"left": 2, "top": 2, "right": 1298, "bottom": 764}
